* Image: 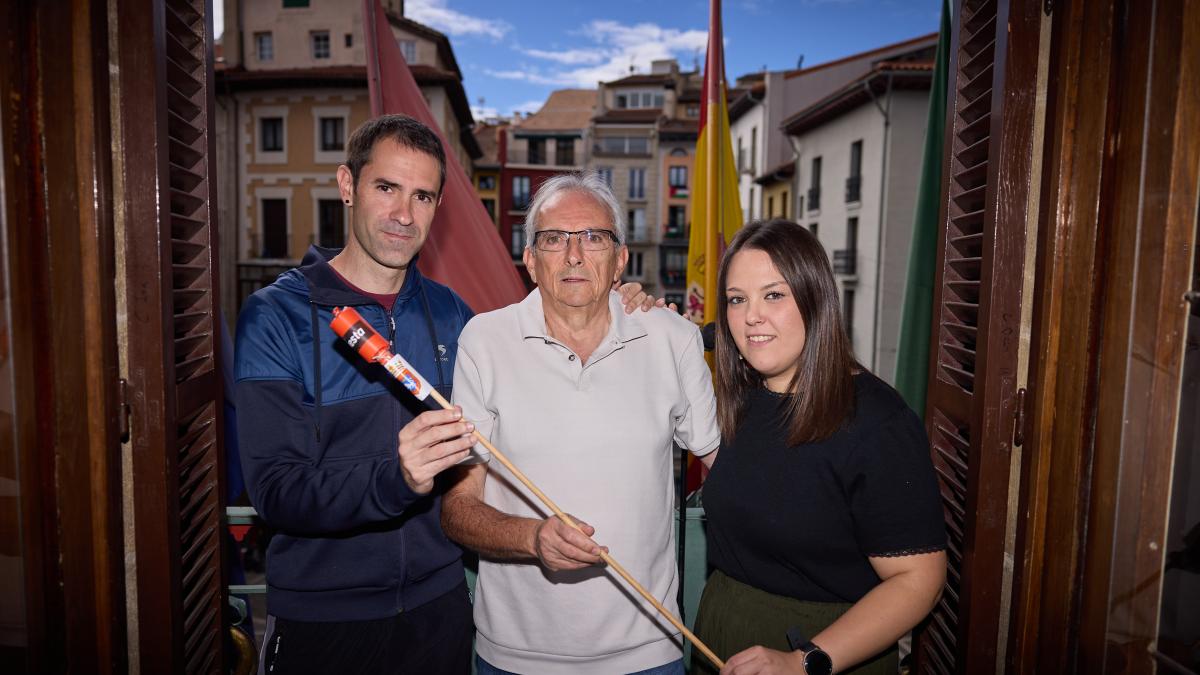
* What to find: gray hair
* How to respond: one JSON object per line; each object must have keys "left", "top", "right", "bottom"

{"left": 523, "top": 172, "right": 626, "bottom": 249}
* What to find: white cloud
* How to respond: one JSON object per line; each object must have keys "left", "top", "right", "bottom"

{"left": 471, "top": 104, "right": 499, "bottom": 120}
{"left": 510, "top": 100, "right": 545, "bottom": 116}
{"left": 405, "top": 0, "right": 511, "bottom": 40}
{"left": 483, "top": 67, "right": 573, "bottom": 87}
{"left": 506, "top": 19, "right": 709, "bottom": 88}
{"left": 519, "top": 47, "right": 606, "bottom": 66}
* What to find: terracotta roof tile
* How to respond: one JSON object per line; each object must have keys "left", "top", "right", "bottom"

{"left": 514, "top": 89, "right": 597, "bottom": 131}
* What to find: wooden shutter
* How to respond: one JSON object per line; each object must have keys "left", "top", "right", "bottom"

{"left": 915, "top": 1, "right": 1041, "bottom": 672}
{"left": 117, "top": 0, "right": 226, "bottom": 672}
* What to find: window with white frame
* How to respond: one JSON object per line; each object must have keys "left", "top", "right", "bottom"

{"left": 628, "top": 167, "right": 646, "bottom": 200}
{"left": 255, "top": 32, "right": 273, "bottom": 61}
{"left": 512, "top": 176, "right": 531, "bottom": 210}
{"left": 311, "top": 31, "right": 331, "bottom": 59}
{"left": 260, "top": 117, "right": 284, "bottom": 152}
{"left": 399, "top": 39, "right": 417, "bottom": 63}
{"left": 627, "top": 208, "right": 647, "bottom": 241}
{"left": 626, "top": 251, "right": 645, "bottom": 280}
{"left": 594, "top": 136, "right": 649, "bottom": 156}
{"left": 510, "top": 227, "right": 526, "bottom": 259}
{"left": 319, "top": 117, "right": 344, "bottom": 152}
{"left": 615, "top": 90, "right": 664, "bottom": 109}
{"left": 596, "top": 167, "right": 613, "bottom": 186}
{"left": 255, "top": 106, "right": 289, "bottom": 164}
{"left": 312, "top": 106, "right": 348, "bottom": 163}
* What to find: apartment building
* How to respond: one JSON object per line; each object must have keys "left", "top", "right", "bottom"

{"left": 495, "top": 89, "right": 595, "bottom": 283}
{"left": 214, "top": 0, "right": 480, "bottom": 316}
{"left": 587, "top": 60, "right": 702, "bottom": 305}
{"left": 472, "top": 121, "right": 505, "bottom": 230}
{"left": 783, "top": 60, "right": 934, "bottom": 380}
{"left": 728, "top": 33, "right": 937, "bottom": 224}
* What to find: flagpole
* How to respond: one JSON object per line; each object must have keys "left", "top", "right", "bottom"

{"left": 704, "top": 0, "right": 721, "bottom": 327}
{"left": 364, "top": 0, "right": 383, "bottom": 116}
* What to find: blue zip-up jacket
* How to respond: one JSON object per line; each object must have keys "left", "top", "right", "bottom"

{"left": 234, "top": 245, "right": 473, "bottom": 622}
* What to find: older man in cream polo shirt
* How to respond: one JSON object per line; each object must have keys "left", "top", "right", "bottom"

{"left": 441, "top": 172, "right": 719, "bottom": 675}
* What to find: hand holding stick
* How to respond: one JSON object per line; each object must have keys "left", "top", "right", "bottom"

{"left": 329, "top": 306, "right": 725, "bottom": 670}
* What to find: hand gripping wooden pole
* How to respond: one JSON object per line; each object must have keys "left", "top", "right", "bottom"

{"left": 330, "top": 306, "right": 725, "bottom": 670}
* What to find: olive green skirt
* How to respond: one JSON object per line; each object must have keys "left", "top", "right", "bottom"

{"left": 691, "top": 570, "right": 898, "bottom": 675}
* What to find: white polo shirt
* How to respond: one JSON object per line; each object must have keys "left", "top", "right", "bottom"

{"left": 453, "top": 289, "right": 720, "bottom": 674}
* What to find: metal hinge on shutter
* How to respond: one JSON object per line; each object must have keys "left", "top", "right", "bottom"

{"left": 118, "top": 378, "right": 131, "bottom": 443}
{"left": 1013, "top": 387, "right": 1028, "bottom": 447}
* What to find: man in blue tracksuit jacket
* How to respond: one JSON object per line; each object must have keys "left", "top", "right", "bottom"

{"left": 235, "top": 115, "right": 480, "bottom": 673}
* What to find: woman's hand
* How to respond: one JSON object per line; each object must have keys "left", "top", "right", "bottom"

{"left": 616, "top": 282, "right": 678, "bottom": 313}
{"left": 719, "top": 645, "right": 805, "bottom": 675}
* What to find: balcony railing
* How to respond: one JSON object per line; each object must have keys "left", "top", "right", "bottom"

{"left": 832, "top": 249, "right": 856, "bottom": 276}
{"left": 238, "top": 259, "right": 297, "bottom": 312}
{"left": 663, "top": 223, "right": 688, "bottom": 240}
{"left": 807, "top": 187, "right": 821, "bottom": 211}
{"left": 845, "top": 175, "right": 862, "bottom": 203}
{"left": 661, "top": 269, "right": 686, "bottom": 287}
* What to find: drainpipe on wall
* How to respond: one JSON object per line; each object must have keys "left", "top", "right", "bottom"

{"left": 863, "top": 71, "right": 893, "bottom": 372}
{"left": 785, "top": 134, "right": 802, "bottom": 220}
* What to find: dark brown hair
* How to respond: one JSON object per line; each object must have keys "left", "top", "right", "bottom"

{"left": 715, "top": 218, "right": 858, "bottom": 445}
{"left": 345, "top": 114, "right": 446, "bottom": 195}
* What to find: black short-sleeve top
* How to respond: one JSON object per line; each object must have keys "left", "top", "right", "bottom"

{"left": 703, "top": 371, "right": 947, "bottom": 603}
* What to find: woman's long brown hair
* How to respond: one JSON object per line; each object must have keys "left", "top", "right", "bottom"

{"left": 715, "top": 219, "right": 858, "bottom": 446}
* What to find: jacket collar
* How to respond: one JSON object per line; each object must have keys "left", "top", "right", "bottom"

{"left": 299, "top": 245, "right": 423, "bottom": 308}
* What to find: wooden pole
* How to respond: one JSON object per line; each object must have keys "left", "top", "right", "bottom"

{"left": 424, "top": 388, "right": 726, "bottom": 670}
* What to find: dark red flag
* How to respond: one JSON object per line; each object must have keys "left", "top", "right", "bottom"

{"left": 363, "top": 0, "right": 525, "bottom": 313}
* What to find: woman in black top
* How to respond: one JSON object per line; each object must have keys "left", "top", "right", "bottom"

{"left": 693, "top": 219, "right": 947, "bottom": 675}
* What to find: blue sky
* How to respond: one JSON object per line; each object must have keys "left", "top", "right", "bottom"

{"left": 217, "top": 0, "right": 940, "bottom": 120}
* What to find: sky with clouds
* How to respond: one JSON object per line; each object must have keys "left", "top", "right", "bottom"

{"left": 217, "top": 0, "right": 940, "bottom": 121}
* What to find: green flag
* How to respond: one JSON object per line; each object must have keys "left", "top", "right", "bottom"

{"left": 894, "top": 0, "right": 952, "bottom": 415}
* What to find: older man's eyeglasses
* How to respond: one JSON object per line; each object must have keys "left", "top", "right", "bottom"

{"left": 532, "top": 229, "right": 619, "bottom": 252}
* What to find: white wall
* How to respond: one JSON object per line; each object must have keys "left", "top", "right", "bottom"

{"left": 730, "top": 102, "right": 765, "bottom": 222}
{"left": 876, "top": 90, "right": 932, "bottom": 380}
{"left": 792, "top": 88, "right": 929, "bottom": 381}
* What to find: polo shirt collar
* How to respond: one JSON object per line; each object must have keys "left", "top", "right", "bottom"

{"left": 516, "top": 289, "right": 648, "bottom": 344}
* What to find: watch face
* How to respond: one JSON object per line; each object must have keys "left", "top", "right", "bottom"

{"left": 804, "top": 649, "right": 833, "bottom": 675}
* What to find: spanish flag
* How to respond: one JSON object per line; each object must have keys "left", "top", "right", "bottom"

{"left": 685, "top": 0, "right": 743, "bottom": 326}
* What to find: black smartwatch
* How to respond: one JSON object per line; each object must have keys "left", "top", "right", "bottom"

{"left": 786, "top": 627, "right": 833, "bottom": 675}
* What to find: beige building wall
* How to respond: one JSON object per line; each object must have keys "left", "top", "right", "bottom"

{"left": 474, "top": 170, "right": 500, "bottom": 228}
{"left": 238, "top": 89, "right": 372, "bottom": 261}
{"left": 762, "top": 181, "right": 792, "bottom": 220}
{"left": 240, "top": 1, "right": 365, "bottom": 69}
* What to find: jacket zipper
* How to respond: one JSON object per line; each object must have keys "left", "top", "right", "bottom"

{"left": 385, "top": 306, "right": 405, "bottom": 611}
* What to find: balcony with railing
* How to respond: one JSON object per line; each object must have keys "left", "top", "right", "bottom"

{"left": 845, "top": 175, "right": 862, "bottom": 203}
{"left": 238, "top": 259, "right": 296, "bottom": 312}
{"left": 592, "top": 136, "right": 651, "bottom": 157}
{"left": 832, "top": 249, "right": 856, "bottom": 276}
{"left": 807, "top": 187, "right": 821, "bottom": 212}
